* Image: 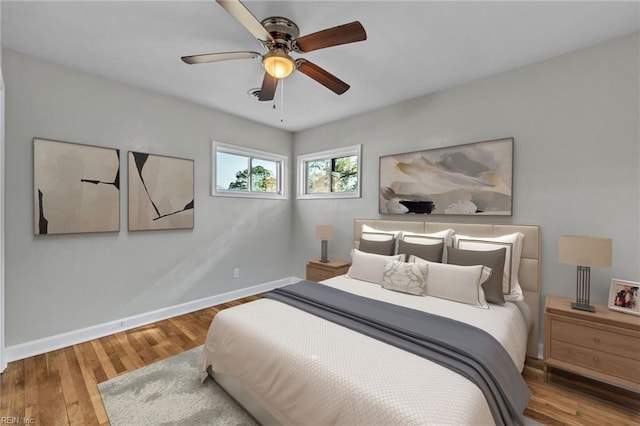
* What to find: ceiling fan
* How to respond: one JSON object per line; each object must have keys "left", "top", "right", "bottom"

{"left": 181, "top": 0, "right": 367, "bottom": 101}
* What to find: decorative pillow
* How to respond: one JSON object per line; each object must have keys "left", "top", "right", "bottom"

{"left": 346, "top": 249, "right": 404, "bottom": 284}
{"left": 358, "top": 238, "right": 396, "bottom": 256}
{"left": 453, "top": 233, "right": 524, "bottom": 301}
{"left": 361, "top": 224, "right": 401, "bottom": 242}
{"left": 381, "top": 259, "right": 428, "bottom": 296}
{"left": 398, "top": 240, "right": 444, "bottom": 262}
{"left": 447, "top": 246, "right": 506, "bottom": 305}
{"left": 401, "top": 229, "right": 454, "bottom": 261}
{"left": 401, "top": 228, "right": 454, "bottom": 247}
{"left": 411, "top": 256, "right": 491, "bottom": 308}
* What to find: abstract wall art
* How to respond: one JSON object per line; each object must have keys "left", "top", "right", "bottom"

{"left": 128, "top": 151, "right": 194, "bottom": 231}
{"left": 379, "top": 138, "right": 513, "bottom": 215}
{"left": 33, "top": 138, "right": 120, "bottom": 235}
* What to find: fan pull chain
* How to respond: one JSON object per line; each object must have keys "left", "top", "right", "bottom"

{"left": 280, "top": 79, "right": 284, "bottom": 123}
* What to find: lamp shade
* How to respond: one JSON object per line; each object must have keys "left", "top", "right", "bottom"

{"left": 315, "top": 225, "right": 334, "bottom": 241}
{"left": 558, "top": 235, "right": 612, "bottom": 267}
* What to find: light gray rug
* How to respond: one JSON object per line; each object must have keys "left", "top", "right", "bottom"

{"left": 99, "top": 345, "right": 543, "bottom": 426}
{"left": 98, "top": 346, "right": 258, "bottom": 426}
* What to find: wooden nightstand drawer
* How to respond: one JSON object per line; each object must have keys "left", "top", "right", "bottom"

{"left": 551, "top": 319, "right": 640, "bottom": 360}
{"left": 544, "top": 296, "right": 640, "bottom": 393}
{"left": 306, "top": 259, "right": 350, "bottom": 282}
{"left": 308, "top": 268, "right": 338, "bottom": 282}
{"left": 550, "top": 339, "right": 640, "bottom": 382}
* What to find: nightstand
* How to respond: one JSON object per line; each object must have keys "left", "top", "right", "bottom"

{"left": 544, "top": 295, "right": 640, "bottom": 392}
{"left": 306, "top": 259, "right": 350, "bottom": 282}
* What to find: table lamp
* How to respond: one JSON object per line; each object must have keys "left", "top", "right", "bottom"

{"left": 315, "top": 225, "right": 334, "bottom": 263}
{"left": 558, "top": 235, "right": 612, "bottom": 312}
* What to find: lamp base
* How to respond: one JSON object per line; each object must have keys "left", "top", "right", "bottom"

{"left": 571, "top": 265, "right": 595, "bottom": 313}
{"left": 571, "top": 302, "right": 595, "bottom": 313}
{"left": 320, "top": 240, "right": 329, "bottom": 263}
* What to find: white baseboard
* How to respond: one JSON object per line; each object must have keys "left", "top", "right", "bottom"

{"left": 5, "top": 276, "right": 300, "bottom": 363}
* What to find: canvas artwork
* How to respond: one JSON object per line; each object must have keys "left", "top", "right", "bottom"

{"left": 379, "top": 138, "right": 513, "bottom": 215}
{"left": 128, "top": 151, "right": 194, "bottom": 231}
{"left": 33, "top": 138, "right": 120, "bottom": 235}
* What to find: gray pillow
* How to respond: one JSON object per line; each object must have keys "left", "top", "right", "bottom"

{"left": 358, "top": 238, "right": 396, "bottom": 256}
{"left": 446, "top": 246, "right": 507, "bottom": 305}
{"left": 398, "top": 240, "right": 444, "bottom": 263}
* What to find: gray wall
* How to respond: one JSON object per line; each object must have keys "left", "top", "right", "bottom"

{"left": 292, "top": 33, "right": 640, "bottom": 330}
{"left": 3, "top": 32, "right": 639, "bottom": 349}
{"left": 3, "top": 48, "right": 293, "bottom": 345}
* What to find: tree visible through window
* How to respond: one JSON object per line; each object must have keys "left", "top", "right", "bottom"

{"left": 298, "top": 145, "right": 361, "bottom": 199}
{"left": 213, "top": 142, "right": 286, "bottom": 199}
{"left": 228, "top": 164, "right": 277, "bottom": 192}
{"left": 306, "top": 156, "right": 358, "bottom": 193}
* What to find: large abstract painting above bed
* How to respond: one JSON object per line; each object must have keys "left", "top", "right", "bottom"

{"left": 379, "top": 138, "right": 514, "bottom": 215}
{"left": 199, "top": 219, "right": 540, "bottom": 426}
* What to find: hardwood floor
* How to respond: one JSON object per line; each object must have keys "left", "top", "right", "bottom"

{"left": 1, "top": 294, "right": 638, "bottom": 426}
{"left": 522, "top": 360, "right": 639, "bottom": 425}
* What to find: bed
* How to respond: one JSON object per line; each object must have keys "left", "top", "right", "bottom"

{"left": 199, "top": 220, "right": 541, "bottom": 426}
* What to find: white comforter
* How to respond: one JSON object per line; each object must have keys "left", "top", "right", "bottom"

{"left": 199, "top": 276, "right": 531, "bottom": 425}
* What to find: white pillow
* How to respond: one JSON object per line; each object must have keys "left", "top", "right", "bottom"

{"left": 453, "top": 233, "right": 524, "bottom": 301}
{"left": 361, "top": 224, "right": 401, "bottom": 242}
{"left": 411, "top": 256, "right": 491, "bottom": 308}
{"left": 346, "top": 249, "right": 404, "bottom": 284}
{"left": 401, "top": 229, "right": 454, "bottom": 247}
{"left": 381, "top": 259, "right": 428, "bottom": 296}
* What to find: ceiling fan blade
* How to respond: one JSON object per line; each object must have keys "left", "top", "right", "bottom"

{"left": 216, "top": 0, "right": 274, "bottom": 43}
{"left": 295, "top": 59, "right": 350, "bottom": 95}
{"left": 258, "top": 72, "right": 278, "bottom": 101}
{"left": 293, "top": 21, "right": 366, "bottom": 53}
{"left": 181, "top": 51, "right": 261, "bottom": 64}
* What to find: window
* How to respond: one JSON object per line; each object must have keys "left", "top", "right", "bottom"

{"left": 212, "top": 142, "right": 287, "bottom": 199}
{"left": 297, "top": 144, "right": 361, "bottom": 199}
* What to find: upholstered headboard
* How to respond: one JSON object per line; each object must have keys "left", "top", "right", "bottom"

{"left": 354, "top": 219, "right": 541, "bottom": 358}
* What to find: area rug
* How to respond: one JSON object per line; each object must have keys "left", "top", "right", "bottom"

{"left": 99, "top": 345, "right": 543, "bottom": 426}
{"left": 98, "top": 345, "right": 257, "bottom": 426}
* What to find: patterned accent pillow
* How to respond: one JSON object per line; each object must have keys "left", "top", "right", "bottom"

{"left": 381, "top": 259, "right": 428, "bottom": 296}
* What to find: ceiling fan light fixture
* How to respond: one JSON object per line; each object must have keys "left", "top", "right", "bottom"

{"left": 262, "top": 49, "right": 295, "bottom": 79}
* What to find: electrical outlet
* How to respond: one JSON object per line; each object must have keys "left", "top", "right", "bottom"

{"left": 233, "top": 268, "right": 240, "bottom": 278}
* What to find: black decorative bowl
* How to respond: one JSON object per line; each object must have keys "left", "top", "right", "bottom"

{"left": 399, "top": 201, "right": 436, "bottom": 214}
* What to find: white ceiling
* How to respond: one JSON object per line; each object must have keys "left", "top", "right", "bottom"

{"left": 2, "top": 1, "right": 639, "bottom": 132}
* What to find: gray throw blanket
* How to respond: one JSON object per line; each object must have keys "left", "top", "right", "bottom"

{"left": 263, "top": 281, "right": 531, "bottom": 426}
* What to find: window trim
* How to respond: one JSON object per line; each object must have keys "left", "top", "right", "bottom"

{"left": 212, "top": 141, "right": 287, "bottom": 199}
{"left": 297, "top": 144, "right": 362, "bottom": 199}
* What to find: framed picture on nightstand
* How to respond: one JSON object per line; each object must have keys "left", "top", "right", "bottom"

{"left": 608, "top": 278, "right": 640, "bottom": 316}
